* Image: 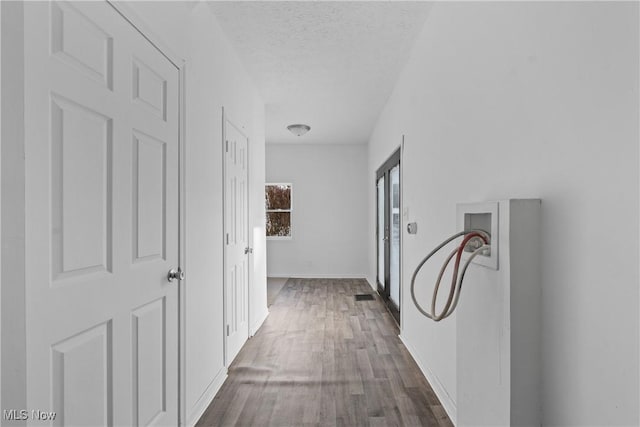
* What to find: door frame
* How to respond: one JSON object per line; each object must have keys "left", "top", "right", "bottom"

{"left": 376, "top": 147, "right": 401, "bottom": 324}
{"left": 103, "top": 3, "right": 188, "bottom": 425}
{"left": 0, "top": 3, "right": 3, "bottom": 415}
{"left": 221, "top": 108, "right": 251, "bottom": 367}
{"left": 0, "top": 1, "right": 3, "bottom": 414}
{"left": 1, "top": 1, "right": 27, "bottom": 415}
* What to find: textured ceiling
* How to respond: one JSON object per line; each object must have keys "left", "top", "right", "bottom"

{"left": 208, "top": 1, "right": 432, "bottom": 145}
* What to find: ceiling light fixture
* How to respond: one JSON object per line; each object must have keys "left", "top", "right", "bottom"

{"left": 287, "top": 124, "right": 311, "bottom": 136}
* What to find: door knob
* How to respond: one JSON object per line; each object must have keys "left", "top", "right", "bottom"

{"left": 244, "top": 247, "right": 253, "bottom": 254}
{"left": 167, "top": 267, "right": 185, "bottom": 282}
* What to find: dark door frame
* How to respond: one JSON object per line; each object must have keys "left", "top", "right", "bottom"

{"left": 376, "top": 147, "right": 401, "bottom": 324}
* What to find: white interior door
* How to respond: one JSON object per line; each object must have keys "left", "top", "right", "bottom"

{"left": 24, "top": 2, "right": 180, "bottom": 425}
{"left": 224, "top": 118, "right": 249, "bottom": 365}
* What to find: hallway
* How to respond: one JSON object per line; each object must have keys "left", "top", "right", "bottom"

{"left": 2, "top": 2, "right": 637, "bottom": 425}
{"left": 197, "top": 278, "right": 452, "bottom": 426}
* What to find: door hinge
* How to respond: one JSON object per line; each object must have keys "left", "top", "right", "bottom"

{"left": 226, "top": 325, "right": 230, "bottom": 336}
{"left": 225, "top": 140, "right": 229, "bottom": 152}
{"left": 226, "top": 233, "right": 229, "bottom": 244}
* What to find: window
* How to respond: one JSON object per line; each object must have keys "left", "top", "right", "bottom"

{"left": 265, "top": 183, "right": 292, "bottom": 238}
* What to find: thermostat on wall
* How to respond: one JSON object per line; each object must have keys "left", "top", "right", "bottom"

{"left": 407, "top": 222, "right": 418, "bottom": 234}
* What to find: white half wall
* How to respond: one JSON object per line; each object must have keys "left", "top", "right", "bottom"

{"left": 266, "top": 143, "right": 368, "bottom": 279}
{"left": 368, "top": 2, "right": 639, "bottom": 425}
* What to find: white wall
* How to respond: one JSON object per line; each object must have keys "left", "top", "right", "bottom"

{"left": 266, "top": 143, "right": 368, "bottom": 278}
{"left": 123, "top": 3, "right": 267, "bottom": 425}
{"left": 368, "top": 2, "right": 639, "bottom": 425}
{"left": 0, "top": 2, "right": 266, "bottom": 426}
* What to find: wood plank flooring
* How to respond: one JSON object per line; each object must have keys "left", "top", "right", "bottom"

{"left": 267, "top": 277, "right": 289, "bottom": 306}
{"left": 196, "top": 278, "right": 453, "bottom": 427}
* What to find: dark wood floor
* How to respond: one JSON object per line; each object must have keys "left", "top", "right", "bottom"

{"left": 196, "top": 278, "right": 453, "bottom": 427}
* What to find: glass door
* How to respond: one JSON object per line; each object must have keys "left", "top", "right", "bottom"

{"left": 376, "top": 148, "right": 401, "bottom": 323}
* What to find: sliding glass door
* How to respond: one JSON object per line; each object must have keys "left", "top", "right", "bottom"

{"left": 376, "top": 149, "right": 401, "bottom": 323}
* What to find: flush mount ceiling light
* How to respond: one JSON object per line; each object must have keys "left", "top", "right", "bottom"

{"left": 287, "top": 124, "right": 311, "bottom": 136}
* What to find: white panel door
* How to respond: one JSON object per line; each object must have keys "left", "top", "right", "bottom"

{"left": 224, "top": 119, "right": 249, "bottom": 364}
{"left": 23, "top": 2, "right": 180, "bottom": 425}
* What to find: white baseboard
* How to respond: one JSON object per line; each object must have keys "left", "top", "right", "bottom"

{"left": 251, "top": 308, "right": 269, "bottom": 336}
{"left": 364, "top": 277, "right": 376, "bottom": 291}
{"left": 399, "top": 334, "right": 457, "bottom": 425}
{"left": 267, "top": 273, "right": 368, "bottom": 279}
{"left": 185, "top": 366, "right": 228, "bottom": 427}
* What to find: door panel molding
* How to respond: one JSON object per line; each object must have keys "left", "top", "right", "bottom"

{"left": 102, "top": 4, "right": 188, "bottom": 425}
{"left": 23, "top": 2, "right": 181, "bottom": 425}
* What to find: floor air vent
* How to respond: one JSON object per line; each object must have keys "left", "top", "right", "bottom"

{"left": 355, "top": 294, "right": 375, "bottom": 301}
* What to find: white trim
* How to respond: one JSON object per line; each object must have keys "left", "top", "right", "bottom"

{"left": 106, "top": 1, "right": 181, "bottom": 69}
{"left": 268, "top": 273, "right": 368, "bottom": 279}
{"left": 399, "top": 334, "right": 457, "bottom": 425}
{"left": 364, "top": 277, "right": 376, "bottom": 292}
{"left": 1, "top": 0, "right": 26, "bottom": 414}
{"left": 637, "top": 3, "right": 640, "bottom": 417}
{"left": 400, "top": 137, "right": 404, "bottom": 331}
{"left": 0, "top": 1, "right": 3, "bottom": 414}
{"left": 222, "top": 111, "right": 251, "bottom": 367}
{"left": 265, "top": 182, "right": 292, "bottom": 239}
{"left": 266, "top": 182, "right": 293, "bottom": 187}
{"left": 185, "top": 366, "right": 228, "bottom": 427}
{"left": 178, "top": 60, "right": 187, "bottom": 427}
{"left": 221, "top": 107, "right": 227, "bottom": 367}
{"left": 247, "top": 133, "right": 251, "bottom": 345}
{"left": 250, "top": 308, "right": 269, "bottom": 336}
